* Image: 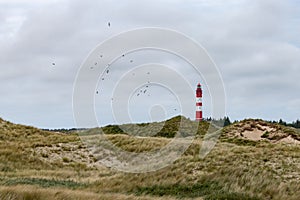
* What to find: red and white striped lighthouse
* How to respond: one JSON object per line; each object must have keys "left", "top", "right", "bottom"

{"left": 196, "top": 83, "right": 203, "bottom": 121}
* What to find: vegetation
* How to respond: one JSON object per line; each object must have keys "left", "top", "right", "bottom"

{"left": 0, "top": 116, "right": 299, "bottom": 199}
{"left": 80, "top": 115, "right": 218, "bottom": 139}
{"left": 134, "top": 181, "right": 260, "bottom": 199}
{"left": 4, "top": 178, "right": 85, "bottom": 189}
{"left": 204, "top": 116, "right": 232, "bottom": 127}
{"left": 264, "top": 119, "right": 300, "bottom": 129}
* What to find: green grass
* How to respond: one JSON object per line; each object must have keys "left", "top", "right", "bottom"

{"left": 4, "top": 178, "right": 86, "bottom": 189}
{"left": 221, "top": 138, "right": 258, "bottom": 146}
{"left": 261, "top": 131, "right": 270, "bottom": 138}
{"left": 134, "top": 182, "right": 260, "bottom": 199}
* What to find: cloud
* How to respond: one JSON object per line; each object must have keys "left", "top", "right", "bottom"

{"left": 0, "top": 0, "right": 299, "bottom": 127}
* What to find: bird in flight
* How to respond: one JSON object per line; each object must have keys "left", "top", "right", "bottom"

{"left": 108, "top": 22, "right": 111, "bottom": 27}
{"left": 52, "top": 63, "right": 55, "bottom": 66}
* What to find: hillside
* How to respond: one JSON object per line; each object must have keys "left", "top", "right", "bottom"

{"left": 81, "top": 116, "right": 216, "bottom": 138}
{"left": 0, "top": 117, "right": 299, "bottom": 200}
{"left": 222, "top": 119, "right": 300, "bottom": 144}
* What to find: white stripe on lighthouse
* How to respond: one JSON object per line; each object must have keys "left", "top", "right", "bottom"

{"left": 196, "top": 106, "right": 202, "bottom": 111}
{"left": 196, "top": 98, "right": 202, "bottom": 102}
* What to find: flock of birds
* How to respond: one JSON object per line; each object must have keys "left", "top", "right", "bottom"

{"left": 136, "top": 84, "right": 150, "bottom": 97}
{"left": 95, "top": 68, "right": 152, "bottom": 98}
{"left": 93, "top": 49, "right": 145, "bottom": 96}
{"left": 52, "top": 22, "right": 179, "bottom": 112}
{"left": 91, "top": 22, "right": 152, "bottom": 98}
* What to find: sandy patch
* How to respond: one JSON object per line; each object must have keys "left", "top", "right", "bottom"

{"left": 278, "top": 135, "right": 300, "bottom": 145}
{"left": 225, "top": 120, "right": 300, "bottom": 145}
{"left": 33, "top": 142, "right": 98, "bottom": 168}
{"left": 242, "top": 129, "right": 264, "bottom": 141}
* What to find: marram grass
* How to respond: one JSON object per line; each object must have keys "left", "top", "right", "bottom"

{"left": 0, "top": 117, "right": 299, "bottom": 199}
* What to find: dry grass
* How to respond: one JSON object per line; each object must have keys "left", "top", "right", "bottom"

{"left": 0, "top": 117, "right": 299, "bottom": 199}
{"left": 0, "top": 185, "right": 177, "bottom": 200}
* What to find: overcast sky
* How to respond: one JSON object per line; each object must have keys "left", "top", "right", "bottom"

{"left": 0, "top": 0, "right": 300, "bottom": 128}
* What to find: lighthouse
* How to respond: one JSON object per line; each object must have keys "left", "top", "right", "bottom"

{"left": 196, "top": 83, "right": 203, "bottom": 121}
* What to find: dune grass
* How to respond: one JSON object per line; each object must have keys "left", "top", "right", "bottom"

{"left": 0, "top": 117, "right": 299, "bottom": 199}
{"left": 0, "top": 185, "right": 172, "bottom": 200}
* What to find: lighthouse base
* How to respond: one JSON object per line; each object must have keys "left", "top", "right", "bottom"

{"left": 196, "top": 111, "right": 202, "bottom": 121}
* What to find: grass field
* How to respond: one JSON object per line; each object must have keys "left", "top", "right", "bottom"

{"left": 0, "top": 116, "right": 299, "bottom": 199}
